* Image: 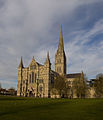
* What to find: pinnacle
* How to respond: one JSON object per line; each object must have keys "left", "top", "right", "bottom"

{"left": 45, "top": 51, "right": 50, "bottom": 64}
{"left": 19, "top": 56, "right": 24, "bottom": 68}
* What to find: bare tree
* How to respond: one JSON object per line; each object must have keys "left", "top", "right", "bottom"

{"left": 96, "top": 73, "right": 103, "bottom": 79}
{"left": 50, "top": 88, "right": 58, "bottom": 98}
{"left": 72, "top": 74, "right": 88, "bottom": 98}
{"left": 94, "top": 76, "right": 103, "bottom": 98}
{"left": 51, "top": 75, "right": 70, "bottom": 98}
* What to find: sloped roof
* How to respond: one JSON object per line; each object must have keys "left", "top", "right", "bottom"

{"left": 36, "top": 62, "right": 43, "bottom": 66}
{"left": 66, "top": 73, "right": 81, "bottom": 78}
{"left": 50, "top": 70, "right": 59, "bottom": 75}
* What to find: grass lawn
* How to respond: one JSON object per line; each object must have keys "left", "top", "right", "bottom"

{"left": 0, "top": 96, "right": 103, "bottom": 120}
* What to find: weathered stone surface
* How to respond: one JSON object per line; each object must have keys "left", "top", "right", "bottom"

{"left": 17, "top": 26, "right": 84, "bottom": 98}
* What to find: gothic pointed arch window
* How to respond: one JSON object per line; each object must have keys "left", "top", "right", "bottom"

{"left": 39, "top": 86, "right": 43, "bottom": 92}
{"left": 35, "top": 73, "right": 37, "bottom": 83}
{"left": 29, "top": 74, "right": 31, "bottom": 83}
{"left": 57, "top": 59, "right": 61, "bottom": 63}
{"left": 32, "top": 72, "right": 34, "bottom": 83}
{"left": 30, "top": 65, "right": 36, "bottom": 70}
{"left": 57, "top": 67, "right": 61, "bottom": 73}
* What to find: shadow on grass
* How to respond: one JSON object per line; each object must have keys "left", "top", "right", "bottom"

{"left": 0, "top": 98, "right": 70, "bottom": 117}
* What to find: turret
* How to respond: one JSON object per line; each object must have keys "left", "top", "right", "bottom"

{"left": 18, "top": 57, "right": 24, "bottom": 68}
{"left": 44, "top": 52, "right": 51, "bottom": 69}
{"left": 17, "top": 57, "right": 24, "bottom": 96}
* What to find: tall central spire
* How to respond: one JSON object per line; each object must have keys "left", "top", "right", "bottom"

{"left": 58, "top": 25, "right": 64, "bottom": 50}
{"left": 55, "top": 25, "right": 66, "bottom": 75}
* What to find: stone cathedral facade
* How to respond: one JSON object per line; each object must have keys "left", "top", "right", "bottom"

{"left": 17, "top": 26, "right": 83, "bottom": 98}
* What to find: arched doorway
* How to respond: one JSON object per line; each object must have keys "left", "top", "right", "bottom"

{"left": 29, "top": 91, "right": 33, "bottom": 97}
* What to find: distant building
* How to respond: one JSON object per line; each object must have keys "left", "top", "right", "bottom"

{"left": 17, "top": 26, "right": 83, "bottom": 98}
{"left": 0, "top": 88, "right": 17, "bottom": 96}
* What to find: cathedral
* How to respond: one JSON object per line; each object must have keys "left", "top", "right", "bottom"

{"left": 17, "top": 26, "right": 83, "bottom": 98}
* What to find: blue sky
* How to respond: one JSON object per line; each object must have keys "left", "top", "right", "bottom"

{"left": 0, "top": 0, "right": 103, "bottom": 89}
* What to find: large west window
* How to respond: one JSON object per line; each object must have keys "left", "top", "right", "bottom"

{"left": 29, "top": 72, "right": 37, "bottom": 83}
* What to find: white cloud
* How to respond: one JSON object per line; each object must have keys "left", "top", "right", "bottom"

{"left": 64, "top": 19, "right": 103, "bottom": 78}
{"left": 0, "top": 0, "right": 102, "bottom": 88}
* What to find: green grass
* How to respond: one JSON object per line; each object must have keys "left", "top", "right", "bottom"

{"left": 0, "top": 96, "right": 103, "bottom": 120}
